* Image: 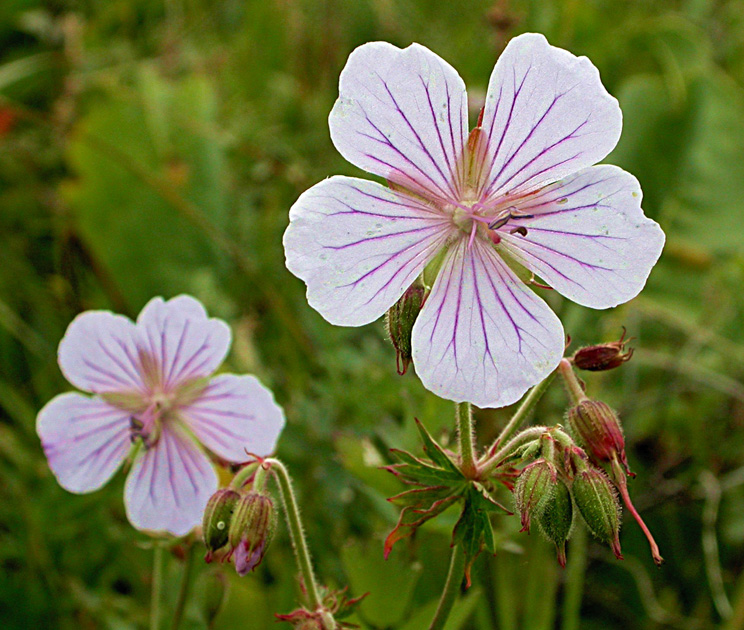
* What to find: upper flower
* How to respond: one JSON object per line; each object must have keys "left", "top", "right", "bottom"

{"left": 284, "top": 34, "right": 665, "bottom": 408}
{"left": 37, "top": 295, "right": 285, "bottom": 536}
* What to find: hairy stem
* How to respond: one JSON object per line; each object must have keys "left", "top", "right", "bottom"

{"left": 484, "top": 371, "right": 557, "bottom": 459}
{"left": 150, "top": 544, "right": 164, "bottom": 630}
{"left": 171, "top": 543, "right": 195, "bottom": 630}
{"left": 457, "top": 402, "right": 477, "bottom": 478}
{"left": 479, "top": 426, "right": 549, "bottom": 477}
{"left": 265, "top": 458, "right": 324, "bottom": 612}
{"left": 229, "top": 461, "right": 259, "bottom": 490}
{"left": 428, "top": 544, "right": 466, "bottom": 630}
{"left": 558, "top": 359, "right": 587, "bottom": 405}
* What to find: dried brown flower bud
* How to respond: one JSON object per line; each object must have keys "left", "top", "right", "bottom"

{"left": 572, "top": 329, "right": 633, "bottom": 372}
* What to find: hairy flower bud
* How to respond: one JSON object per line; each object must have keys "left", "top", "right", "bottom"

{"left": 228, "top": 492, "right": 277, "bottom": 575}
{"left": 567, "top": 400, "right": 630, "bottom": 473}
{"left": 385, "top": 284, "right": 427, "bottom": 375}
{"left": 572, "top": 468, "right": 622, "bottom": 559}
{"left": 514, "top": 459, "right": 558, "bottom": 532}
{"left": 572, "top": 329, "right": 633, "bottom": 371}
{"left": 202, "top": 488, "right": 241, "bottom": 561}
{"left": 536, "top": 479, "right": 573, "bottom": 567}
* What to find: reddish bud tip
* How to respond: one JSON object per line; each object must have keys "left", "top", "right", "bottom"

{"left": 227, "top": 491, "right": 277, "bottom": 575}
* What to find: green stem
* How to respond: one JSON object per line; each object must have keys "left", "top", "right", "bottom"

{"left": 150, "top": 544, "right": 164, "bottom": 630}
{"left": 487, "top": 371, "right": 557, "bottom": 455}
{"left": 456, "top": 402, "right": 477, "bottom": 478}
{"left": 558, "top": 359, "right": 587, "bottom": 405}
{"left": 429, "top": 544, "right": 466, "bottom": 630}
{"left": 479, "top": 426, "right": 548, "bottom": 477}
{"left": 561, "top": 524, "right": 587, "bottom": 630}
{"left": 171, "top": 543, "right": 196, "bottom": 630}
{"left": 265, "top": 458, "right": 323, "bottom": 612}
{"left": 229, "top": 461, "right": 259, "bottom": 490}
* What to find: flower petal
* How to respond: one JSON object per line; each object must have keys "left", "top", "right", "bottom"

{"left": 284, "top": 176, "right": 452, "bottom": 326}
{"left": 180, "top": 374, "right": 285, "bottom": 462}
{"left": 478, "top": 33, "right": 621, "bottom": 199}
{"left": 124, "top": 426, "right": 217, "bottom": 536}
{"left": 498, "top": 165, "right": 665, "bottom": 308}
{"left": 37, "top": 393, "right": 131, "bottom": 493}
{"left": 58, "top": 311, "right": 144, "bottom": 394}
{"left": 329, "top": 42, "right": 468, "bottom": 202}
{"left": 412, "top": 237, "right": 564, "bottom": 408}
{"left": 135, "top": 296, "right": 232, "bottom": 390}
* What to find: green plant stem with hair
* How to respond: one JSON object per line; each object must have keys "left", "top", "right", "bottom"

{"left": 264, "top": 458, "right": 324, "bottom": 614}
{"left": 150, "top": 543, "right": 164, "bottom": 630}
{"left": 457, "top": 401, "right": 477, "bottom": 478}
{"left": 429, "top": 544, "right": 466, "bottom": 630}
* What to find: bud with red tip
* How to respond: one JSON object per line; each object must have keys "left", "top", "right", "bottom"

{"left": 572, "top": 468, "right": 623, "bottom": 559}
{"left": 228, "top": 491, "right": 277, "bottom": 575}
{"left": 535, "top": 479, "right": 574, "bottom": 567}
{"left": 514, "top": 459, "right": 558, "bottom": 533}
{"left": 385, "top": 284, "right": 427, "bottom": 375}
{"left": 567, "top": 400, "right": 630, "bottom": 474}
{"left": 572, "top": 329, "right": 633, "bottom": 372}
{"left": 202, "top": 488, "right": 241, "bottom": 561}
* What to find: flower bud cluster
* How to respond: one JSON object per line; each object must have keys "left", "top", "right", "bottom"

{"left": 513, "top": 430, "right": 623, "bottom": 567}
{"left": 563, "top": 387, "right": 663, "bottom": 566}
{"left": 202, "top": 475, "right": 277, "bottom": 575}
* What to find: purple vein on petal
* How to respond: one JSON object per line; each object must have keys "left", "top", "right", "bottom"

{"left": 376, "top": 72, "right": 458, "bottom": 200}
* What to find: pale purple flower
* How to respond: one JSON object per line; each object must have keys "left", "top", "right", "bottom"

{"left": 37, "top": 295, "right": 285, "bottom": 536}
{"left": 284, "top": 34, "right": 664, "bottom": 408}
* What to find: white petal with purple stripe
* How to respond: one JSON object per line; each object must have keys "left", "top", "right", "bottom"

{"left": 58, "top": 312, "right": 143, "bottom": 395}
{"left": 124, "top": 425, "right": 217, "bottom": 536}
{"left": 498, "top": 165, "right": 665, "bottom": 308}
{"left": 330, "top": 42, "right": 468, "bottom": 202}
{"left": 477, "top": 33, "right": 621, "bottom": 200}
{"left": 37, "top": 393, "right": 132, "bottom": 493}
{"left": 180, "top": 374, "right": 285, "bottom": 462}
{"left": 412, "top": 237, "right": 564, "bottom": 408}
{"left": 284, "top": 176, "right": 453, "bottom": 326}
{"left": 135, "top": 296, "right": 232, "bottom": 390}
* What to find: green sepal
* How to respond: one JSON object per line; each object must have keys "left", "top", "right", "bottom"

{"left": 414, "top": 418, "right": 462, "bottom": 475}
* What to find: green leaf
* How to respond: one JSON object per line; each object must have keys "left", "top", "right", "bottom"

{"left": 63, "top": 64, "right": 228, "bottom": 307}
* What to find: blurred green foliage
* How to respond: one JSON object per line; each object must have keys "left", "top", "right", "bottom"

{"left": 1, "top": 0, "right": 744, "bottom": 628}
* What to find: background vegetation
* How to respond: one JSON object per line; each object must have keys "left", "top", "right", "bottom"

{"left": 1, "top": 0, "right": 744, "bottom": 628}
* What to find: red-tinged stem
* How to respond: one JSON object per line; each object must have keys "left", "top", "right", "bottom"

{"left": 611, "top": 456, "right": 664, "bottom": 566}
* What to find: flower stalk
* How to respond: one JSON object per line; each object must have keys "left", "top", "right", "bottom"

{"left": 428, "top": 544, "right": 466, "bottom": 630}
{"left": 456, "top": 402, "right": 477, "bottom": 478}
{"left": 150, "top": 543, "right": 164, "bottom": 630}
{"left": 559, "top": 358, "right": 587, "bottom": 405}
{"left": 265, "top": 458, "right": 324, "bottom": 613}
{"left": 171, "top": 543, "right": 196, "bottom": 630}
{"left": 484, "top": 369, "right": 558, "bottom": 463}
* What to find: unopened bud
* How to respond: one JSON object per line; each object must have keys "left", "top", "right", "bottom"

{"left": 514, "top": 459, "right": 558, "bottom": 532}
{"left": 228, "top": 492, "right": 277, "bottom": 575}
{"left": 202, "top": 488, "right": 241, "bottom": 560}
{"left": 572, "top": 329, "right": 633, "bottom": 371}
{"left": 568, "top": 400, "right": 630, "bottom": 473}
{"left": 386, "top": 285, "right": 427, "bottom": 375}
{"left": 536, "top": 479, "right": 573, "bottom": 567}
{"left": 572, "top": 469, "right": 622, "bottom": 559}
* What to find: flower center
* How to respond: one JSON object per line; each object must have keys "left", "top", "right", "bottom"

{"left": 130, "top": 390, "right": 175, "bottom": 448}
